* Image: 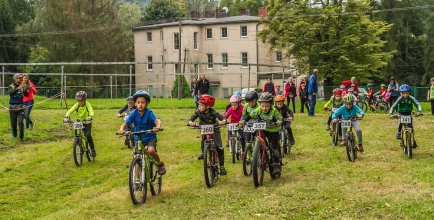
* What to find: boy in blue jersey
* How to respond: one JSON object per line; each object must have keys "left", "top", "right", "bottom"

{"left": 117, "top": 90, "right": 166, "bottom": 175}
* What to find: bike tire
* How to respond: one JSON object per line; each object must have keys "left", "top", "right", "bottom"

{"left": 128, "top": 155, "right": 147, "bottom": 205}
{"left": 331, "top": 123, "right": 338, "bottom": 147}
{"left": 375, "top": 101, "right": 389, "bottom": 113}
{"left": 279, "top": 131, "right": 285, "bottom": 158}
{"left": 149, "top": 162, "right": 162, "bottom": 195}
{"left": 252, "top": 138, "right": 265, "bottom": 187}
{"left": 127, "top": 135, "right": 135, "bottom": 149}
{"left": 405, "top": 131, "right": 412, "bottom": 158}
{"left": 73, "top": 138, "right": 83, "bottom": 167}
{"left": 203, "top": 144, "right": 216, "bottom": 188}
{"left": 85, "top": 142, "right": 94, "bottom": 162}
{"left": 230, "top": 138, "right": 236, "bottom": 164}
{"left": 236, "top": 139, "right": 241, "bottom": 161}
{"left": 346, "top": 135, "right": 356, "bottom": 162}
{"left": 242, "top": 143, "right": 253, "bottom": 176}
{"left": 357, "top": 101, "right": 368, "bottom": 112}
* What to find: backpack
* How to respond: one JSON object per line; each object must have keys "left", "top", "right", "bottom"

{"left": 384, "top": 92, "right": 391, "bottom": 101}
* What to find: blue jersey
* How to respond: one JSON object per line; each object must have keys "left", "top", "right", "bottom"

{"left": 332, "top": 104, "right": 365, "bottom": 120}
{"left": 125, "top": 108, "right": 158, "bottom": 143}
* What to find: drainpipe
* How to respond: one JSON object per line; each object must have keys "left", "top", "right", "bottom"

{"left": 256, "top": 21, "right": 262, "bottom": 87}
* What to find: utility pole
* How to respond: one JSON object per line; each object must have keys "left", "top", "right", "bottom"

{"left": 178, "top": 18, "right": 182, "bottom": 100}
{"left": 183, "top": 48, "right": 188, "bottom": 98}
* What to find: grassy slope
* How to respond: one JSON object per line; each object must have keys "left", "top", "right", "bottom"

{"left": 1, "top": 96, "right": 434, "bottom": 219}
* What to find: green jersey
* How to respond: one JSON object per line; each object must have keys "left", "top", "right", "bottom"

{"left": 430, "top": 85, "right": 434, "bottom": 99}
{"left": 242, "top": 103, "right": 259, "bottom": 116}
{"left": 248, "top": 106, "right": 283, "bottom": 132}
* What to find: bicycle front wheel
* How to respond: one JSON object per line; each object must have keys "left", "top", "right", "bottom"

{"left": 128, "top": 155, "right": 147, "bottom": 205}
{"left": 203, "top": 145, "right": 216, "bottom": 188}
{"left": 279, "top": 131, "right": 285, "bottom": 158}
{"left": 375, "top": 101, "right": 389, "bottom": 113}
{"left": 85, "top": 141, "right": 94, "bottom": 162}
{"left": 346, "top": 135, "right": 356, "bottom": 162}
{"left": 243, "top": 143, "right": 253, "bottom": 176}
{"left": 127, "top": 135, "right": 135, "bottom": 149}
{"left": 73, "top": 138, "right": 83, "bottom": 167}
{"left": 405, "top": 131, "right": 412, "bottom": 158}
{"left": 252, "top": 138, "right": 265, "bottom": 187}
{"left": 230, "top": 138, "right": 236, "bottom": 164}
{"left": 150, "top": 162, "right": 162, "bottom": 195}
{"left": 331, "top": 123, "right": 338, "bottom": 147}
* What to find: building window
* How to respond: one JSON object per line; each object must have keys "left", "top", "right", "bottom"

{"left": 241, "top": 26, "right": 247, "bottom": 37}
{"left": 175, "top": 64, "right": 180, "bottom": 74}
{"left": 276, "top": 52, "right": 282, "bottom": 62}
{"left": 241, "top": 52, "right": 248, "bottom": 67}
{"left": 147, "top": 32, "right": 152, "bottom": 42}
{"left": 194, "top": 64, "right": 199, "bottom": 74}
{"left": 161, "top": 55, "right": 164, "bottom": 70}
{"left": 207, "top": 54, "right": 213, "bottom": 69}
{"left": 160, "top": 31, "right": 163, "bottom": 42}
{"left": 174, "top": 33, "right": 179, "bottom": 50}
{"left": 194, "top": 32, "right": 198, "bottom": 50}
{"left": 206, "top": 28, "right": 212, "bottom": 39}
{"left": 221, "top": 27, "right": 227, "bottom": 38}
{"left": 147, "top": 56, "right": 153, "bottom": 70}
{"left": 222, "top": 53, "right": 228, "bottom": 68}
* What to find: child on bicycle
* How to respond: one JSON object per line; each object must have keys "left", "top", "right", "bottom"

{"left": 225, "top": 91, "right": 242, "bottom": 112}
{"left": 117, "top": 90, "right": 166, "bottom": 175}
{"left": 224, "top": 94, "right": 246, "bottom": 151}
{"left": 240, "top": 92, "right": 283, "bottom": 175}
{"left": 366, "top": 84, "right": 377, "bottom": 111}
{"left": 242, "top": 90, "right": 260, "bottom": 143}
{"left": 64, "top": 91, "right": 97, "bottom": 157}
{"left": 323, "top": 88, "right": 344, "bottom": 131}
{"left": 274, "top": 95, "right": 295, "bottom": 145}
{"left": 389, "top": 84, "right": 422, "bottom": 147}
{"left": 188, "top": 94, "right": 227, "bottom": 175}
{"left": 332, "top": 95, "right": 365, "bottom": 152}
{"left": 117, "top": 96, "right": 137, "bottom": 145}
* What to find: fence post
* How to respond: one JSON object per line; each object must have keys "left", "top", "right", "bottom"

{"left": 60, "top": 66, "right": 63, "bottom": 106}
{"left": 110, "top": 75, "right": 113, "bottom": 102}
{"left": 2, "top": 66, "right": 4, "bottom": 105}
{"left": 129, "top": 65, "right": 132, "bottom": 95}
{"left": 414, "top": 85, "right": 417, "bottom": 100}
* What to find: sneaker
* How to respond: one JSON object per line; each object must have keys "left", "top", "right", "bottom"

{"left": 157, "top": 162, "right": 166, "bottom": 175}
{"left": 225, "top": 140, "right": 229, "bottom": 148}
{"left": 325, "top": 124, "right": 330, "bottom": 131}
{"left": 220, "top": 166, "right": 227, "bottom": 175}
{"left": 91, "top": 149, "right": 97, "bottom": 157}
{"left": 340, "top": 141, "right": 346, "bottom": 146}
{"left": 412, "top": 140, "right": 418, "bottom": 149}
{"left": 396, "top": 132, "right": 401, "bottom": 140}
{"left": 197, "top": 153, "right": 204, "bottom": 160}
{"left": 358, "top": 145, "right": 364, "bottom": 153}
{"left": 30, "top": 123, "right": 35, "bottom": 130}
{"left": 272, "top": 163, "right": 281, "bottom": 175}
{"left": 289, "top": 139, "right": 295, "bottom": 145}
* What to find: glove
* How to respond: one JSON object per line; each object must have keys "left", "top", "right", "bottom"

{"left": 63, "top": 117, "right": 69, "bottom": 123}
{"left": 323, "top": 106, "right": 328, "bottom": 110}
{"left": 117, "top": 114, "right": 121, "bottom": 118}
{"left": 86, "top": 116, "right": 92, "bottom": 121}
{"left": 276, "top": 121, "right": 282, "bottom": 126}
{"left": 238, "top": 120, "right": 245, "bottom": 127}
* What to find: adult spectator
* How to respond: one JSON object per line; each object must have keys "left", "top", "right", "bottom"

{"left": 275, "top": 83, "right": 284, "bottom": 96}
{"left": 428, "top": 78, "right": 434, "bottom": 115}
{"left": 285, "top": 77, "right": 297, "bottom": 113}
{"left": 298, "top": 75, "right": 308, "bottom": 93}
{"left": 22, "top": 74, "right": 37, "bottom": 129}
{"left": 8, "top": 73, "right": 29, "bottom": 140}
{"left": 341, "top": 77, "right": 359, "bottom": 93}
{"left": 388, "top": 76, "right": 399, "bottom": 106}
{"left": 263, "top": 78, "right": 275, "bottom": 96}
{"left": 307, "top": 69, "right": 319, "bottom": 116}
{"left": 191, "top": 78, "right": 199, "bottom": 109}
{"left": 197, "top": 73, "right": 210, "bottom": 95}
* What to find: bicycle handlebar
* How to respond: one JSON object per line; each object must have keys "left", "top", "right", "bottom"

{"left": 116, "top": 129, "right": 163, "bottom": 136}
{"left": 187, "top": 122, "right": 227, "bottom": 128}
{"left": 391, "top": 113, "right": 423, "bottom": 119}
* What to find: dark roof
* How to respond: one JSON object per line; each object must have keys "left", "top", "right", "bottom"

{"left": 133, "top": 16, "right": 260, "bottom": 31}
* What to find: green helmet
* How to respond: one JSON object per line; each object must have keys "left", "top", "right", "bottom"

{"left": 343, "top": 94, "right": 355, "bottom": 104}
{"left": 380, "top": 83, "right": 386, "bottom": 87}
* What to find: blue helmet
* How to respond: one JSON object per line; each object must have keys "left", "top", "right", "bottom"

{"left": 132, "top": 90, "right": 151, "bottom": 102}
{"left": 233, "top": 91, "right": 242, "bottom": 96}
{"left": 399, "top": 84, "right": 411, "bottom": 92}
{"left": 367, "top": 83, "right": 373, "bottom": 87}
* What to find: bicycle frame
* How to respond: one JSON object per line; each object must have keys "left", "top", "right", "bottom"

{"left": 394, "top": 114, "right": 420, "bottom": 158}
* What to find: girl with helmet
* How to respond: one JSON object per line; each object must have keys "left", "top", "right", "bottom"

{"left": 225, "top": 91, "right": 242, "bottom": 112}
{"left": 224, "top": 94, "right": 246, "bottom": 151}
{"left": 332, "top": 94, "right": 365, "bottom": 152}
{"left": 240, "top": 92, "right": 283, "bottom": 175}
{"left": 188, "top": 94, "right": 228, "bottom": 175}
{"left": 64, "top": 91, "right": 97, "bottom": 157}
{"left": 117, "top": 96, "right": 137, "bottom": 146}
{"left": 389, "top": 84, "right": 422, "bottom": 145}
{"left": 366, "top": 84, "right": 377, "bottom": 111}
{"left": 379, "top": 84, "right": 387, "bottom": 100}
{"left": 323, "top": 88, "right": 344, "bottom": 131}
{"left": 117, "top": 90, "right": 166, "bottom": 175}
{"left": 274, "top": 95, "right": 295, "bottom": 146}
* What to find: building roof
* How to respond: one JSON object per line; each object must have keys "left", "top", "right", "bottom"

{"left": 133, "top": 16, "right": 260, "bottom": 31}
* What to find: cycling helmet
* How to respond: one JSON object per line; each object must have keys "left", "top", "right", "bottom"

{"left": 132, "top": 90, "right": 151, "bottom": 102}
{"left": 258, "top": 92, "right": 274, "bottom": 103}
{"left": 339, "top": 85, "right": 345, "bottom": 89}
{"left": 347, "top": 88, "right": 354, "bottom": 92}
{"left": 380, "top": 83, "right": 386, "bottom": 87}
{"left": 75, "top": 91, "right": 87, "bottom": 101}
{"left": 399, "top": 84, "right": 411, "bottom": 92}
{"left": 233, "top": 91, "right": 242, "bottom": 96}
{"left": 126, "top": 96, "right": 134, "bottom": 103}
{"left": 230, "top": 95, "right": 242, "bottom": 103}
{"left": 245, "top": 90, "right": 258, "bottom": 101}
{"left": 274, "top": 95, "right": 285, "bottom": 102}
{"left": 343, "top": 94, "right": 355, "bottom": 104}
{"left": 198, "top": 94, "right": 215, "bottom": 107}
{"left": 333, "top": 88, "right": 342, "bottom": 95}
{"left": 431, "top": 78, "right": 434, "bottom": 81}
{"left": 367, "top": 83, "right": 373, "bottom": 87}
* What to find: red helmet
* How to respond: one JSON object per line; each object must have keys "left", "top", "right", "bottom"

{"left": 333, "top": 88, "right": 342, "bottom": 95}
{"left": 198, "top": 94, "right": 215, "bottom": 107}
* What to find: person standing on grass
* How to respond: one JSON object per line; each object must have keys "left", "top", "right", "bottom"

{"left": 388, "top": 76, "right": 399, "bottom": 107}
{"left": 427, "top": 78, "right": 434, "bottom": 115}
{"left": 22, "top": 74, "right": 37, "bottom": 130}
{"left": 307, "top": 69, "right": 318, "bottom": 116}
{"left": 191, "top": 78, "right": 199, "bottom": 109}
{"left": 8, "top": 73, "right": 29, "bottom": 140}
{"left": 263, "top": 78, "right": 275, "bottom": 96}
{"left": 285, "top": 77, "right": 297, "bottom": 113}
{"left": 197, "top": 73, "right": 210, "bottom": 95}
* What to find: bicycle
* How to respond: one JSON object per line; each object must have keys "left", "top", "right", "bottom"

{"left": 391, "top": 113, "right": 422, "bottom": 158}
{"left": 119, "top": 114, "right": 134, "bottom": 149}
{"left": 278, "top": 118, "right": 292, "bottom": 157}
{"left": 228, "top": 123, "right": 242, "bottom": 163}
{"left": 327, "top": 107, "right": 341, "bottom": 147}
{"left": 374, "top": 95, "right": 389, "bottom": 113}
{"left": 190, "top": 123, "right": 225, "bottom": 188}
{"left": 242, "top": 120, "right": 257, "bottom": 176}
{"left": 65, "top": 119, "right": 94, "bottom": 166}
{"left": 116, "top": 129, "right": 163, "bottom": 205}
{"left": 335, "top": 117, "right": 361, "bottom": 162}
{"left": 356, "top": 96, "right": 368, "bottom": 112}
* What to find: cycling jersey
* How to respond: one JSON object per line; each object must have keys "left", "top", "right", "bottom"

{"left": 245, "top": 106, "right": 283, "bottom": 132}
{"left": 125, "top": 108, "right": 158, "bottom": 143}
{"left": 65, "top": 101, "right": 94, "bottom": 124}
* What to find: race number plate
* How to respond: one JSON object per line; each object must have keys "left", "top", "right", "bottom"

{"left": 228, "top": 123, "right": 238, "bottom": 131}
{"left": 331, "top": 108, "right": 338, "bottom": 112}
{"left": 400, "top": 116, "right": 412, "bottom": 124}
{"left": 341, "top": 120, "right": 352, "bottom": 128}
{"left": 201, "top": 125, "right": 214, "bottom": 135}
{"left": 243, "top": 125, "right": 255, "bottom": 133}
{"left": 253, "top": 122, "right": 266, "bottom": 130}
{"left": 73, "top": 122, "right": 84, "bottom": 130}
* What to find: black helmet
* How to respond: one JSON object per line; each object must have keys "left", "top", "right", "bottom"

{"left": 258, "top": 92, "right": 274, "bottom": 103}
{"left": 126, "top": 96, "right": 134, "bottom": 103}
{"left": 75, "top": 91, "right": 87, "bottom": 101}
{"left": 245, "top": 90, "right": 258, "bottom": 101}
{"left": 132, "top": 90, "right": 151, "bottom": 103}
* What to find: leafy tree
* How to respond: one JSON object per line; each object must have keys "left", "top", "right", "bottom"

{"left": 142, "top": 0, "right": 186, "bottom": 22}
{"left": 0, "top": 0, "right": 14, "bottom": 63}
{"left": 423, "top": 5, "right": 434, "bottom": 85}
{"left": 258, "top": 0, "right": 394, "bottom": 85}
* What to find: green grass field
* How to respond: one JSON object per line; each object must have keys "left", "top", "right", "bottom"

{"left": 1, "top": 96, "right": 434, "bottom": 219}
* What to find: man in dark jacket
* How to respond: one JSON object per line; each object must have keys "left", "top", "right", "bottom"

{"left": 197, "top": 73, "right": 210, "bottom": 95}
{"left": 263, "top": 78, "right": 276, "bottom": 96}
{"left": 8, "top": 73, "right": 29, "bottom": 140}
{"left": 307, "top": 69, "right": 318, "bottom": 116}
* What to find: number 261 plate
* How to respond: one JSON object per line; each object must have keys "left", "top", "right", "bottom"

{"left": 253, "top": 123, "right": 266, "bottom": 130}
{"left": 201, "top": 125, "right": 214, "bottom": 134}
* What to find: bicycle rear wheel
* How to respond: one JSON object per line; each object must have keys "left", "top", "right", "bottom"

{"left": 230, "top": 138, "right": 236, "bottom": 164}
{"left": 73, "top": 138, "right": 83, "bottom": 166}
{"left": 243, "top": 143, "right": 253, "bottom": 176}
{"left": 331, "top": 123, "right": 338, "bottom": 147}
{"left": 405, "top": 131, "right": 412, "bottom": 158}
{"left": 252, "top": 138, "right": 265, "bottom": 187}
{"left": 356, "top": 101, "right": 368, "bottom": 112}
{"left": 375, "top": 101, "right": 389, "bottom": 113}
{"left": 85, "top": 142, "right": 94, "bottom": 162}
{"left": 279, "top": 131, "right": 285, "bottom": 158}
{"left": 128, "top": 155, "right": 147, "bottom": 205}
{"left": 346, "top": 135, "right": 356, "bottom": 162}
{"left": 150, "top": 162, "right": 162, "bottom": 195}
{"left": 203, "top": 145, "right": 216, "bottom": 188}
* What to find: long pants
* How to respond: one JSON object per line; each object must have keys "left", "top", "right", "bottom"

{"left": 264, "top": 131, "right": 280, "bottom": 163}
{"left": 10, "top": 110, "right": 25, "bottom": 139}
{"left": 194, "top": 94, "right": 199, "bottom": 109}
{"left": 308, "top": 93, "right": 316, "bottom": 116}
{"left": 389, "top": 96, "right": 398, "bottom": 107}
{"left": 83, "top": 123, "right": 95, "bottom": 150}
{"left": 300, "top": 98, "right": 309, "bottom": 113}
{"left": 430, "top": 99, "right": 434, "bottom": 115}
{"left": 24, "top": 100, "right": 34, "bottom": 129}
{"left": 341, "top": 120, "right": 362, "bottom": 145}
{"left": 286, "top": 96, "right": 296, "bottom": 113}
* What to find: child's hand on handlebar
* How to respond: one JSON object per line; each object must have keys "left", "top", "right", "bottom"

{"left": 152, "top": 127, "right": 160, "bottom": 132}
{"left": 323, "top": 106, "right": 328, "bottom": 110}
{"left": 117, "top": 130, "right": 124, "bottom": 135}
{"left": 188, "top": 121, "right": 196, "bottom": 127}
{"left": 117, "top": 114, "right": 121, "bottom": 118}
{"left": 276, "top": 121, "right": 282, "bottom": 126}
{"left": 332, "top": 119, "right": 338, "bottom": 123}
{"left": 218, "top": 120, "right": 226, "bottom": 125}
